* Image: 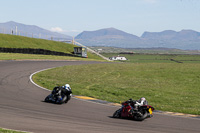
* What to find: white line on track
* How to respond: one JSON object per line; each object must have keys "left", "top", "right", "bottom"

{"left": 29, "top": 67, "right": 56, "bottom": 92}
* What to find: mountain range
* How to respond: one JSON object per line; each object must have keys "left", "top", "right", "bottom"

{"left": 75, "top": 28, "right": 200, "bottom": 50}
{"left": 1, "top": 21, "right": 200, "bottom": 50}
{"left": 0, "top": 21, "right": 72, "bottom": 40}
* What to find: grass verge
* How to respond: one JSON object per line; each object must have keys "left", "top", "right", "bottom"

{"left": 0, "top": 128, "right": 27, "bottom": 133}
{"left": 33, "top": 63, "right": 200, "bottom": 115}
{"left": 0, "top": 53, "right": 104, "bottom": 61}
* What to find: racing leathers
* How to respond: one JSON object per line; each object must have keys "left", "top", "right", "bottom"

{"left": 125, "top": 97, "right": 148, "bottom": 111}
{"left": 52, "top": 85, "right": 72, "bottom": 103}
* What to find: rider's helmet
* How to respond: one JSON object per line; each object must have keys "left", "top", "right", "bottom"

{"left": 139, "top": 97, "right": 147, "bottom": 105}
{"left": 64, "top": 84, "right": 71, "bottom": 90}
{"left": 140, "top": 97, "right": 146, "bottom": 101}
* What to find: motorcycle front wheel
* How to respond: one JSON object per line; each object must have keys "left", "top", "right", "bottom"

{"left": 134, "top": 111, "right": 148, "bottom": 121}
{"left": 58, "top": 94, "right": 71, "bottom": 104}
{"left": 65, "top": 95, "right": 71, "bottom": 103}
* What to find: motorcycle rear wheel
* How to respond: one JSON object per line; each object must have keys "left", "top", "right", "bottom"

{"left": 113, "top": 109, "right": 121, "bottom": 118}
{"left": 44, "top": 95, "right": 51, "bottom": 102}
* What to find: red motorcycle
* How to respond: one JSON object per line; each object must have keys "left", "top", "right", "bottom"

{"left": 113, "top": 101, "right": 154, "bottom": 121}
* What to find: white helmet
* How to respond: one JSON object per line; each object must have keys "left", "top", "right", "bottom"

{"left": 64, "top": 84, "right": 71, "bottom": 90}
{"left": 141, "top": 97, "right": 146, "bottom": 101}
{"left": 139, "top": 97, "right": 146, "bottom": 103}
{"left": 140, "top": 97, "right": 148, "bottom": 105}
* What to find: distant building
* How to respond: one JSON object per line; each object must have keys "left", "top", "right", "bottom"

{"left": 109, "top": 55, "right": 127, "bottom": 61}
{"left": 74, "top": 47, "right": 87, "bottom": 58}
{"left": 119, "top": 52, "right": 134, "bottom": 54}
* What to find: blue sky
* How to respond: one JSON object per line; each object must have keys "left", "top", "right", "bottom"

{"left": 1, "top": 0, "right": 200, "bottom": 36}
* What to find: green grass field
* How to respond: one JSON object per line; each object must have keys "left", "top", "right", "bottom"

{"left": 33, "top": 63, "right": 200, "bottom": 115}
{"left": 103, "top": 53, "right": 200, "bottom": 63}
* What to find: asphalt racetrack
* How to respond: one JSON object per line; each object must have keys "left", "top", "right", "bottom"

{"left": 0, "top": 60, "right": 200, "bottom": 133}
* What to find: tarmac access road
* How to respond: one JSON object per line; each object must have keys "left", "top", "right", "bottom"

{"left": 0, "top": 60, "right": 199, "bottom": 133}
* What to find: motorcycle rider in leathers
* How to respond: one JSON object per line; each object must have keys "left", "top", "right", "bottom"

{"left": 52, "top": 84, "right": 71, "bottom": 102}
{"left": 134, "top": 97, "right": 148, "bottom": 109}
{"left": 125, "top": 97, "right": 148, "bottom": 111}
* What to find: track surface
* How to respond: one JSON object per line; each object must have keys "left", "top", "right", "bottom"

{"left": 0, "top": 60, "right": 199, "bottom": 133}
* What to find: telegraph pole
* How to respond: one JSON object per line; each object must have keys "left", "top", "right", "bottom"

{"left": 72, "top": 37, "right": 75, "bottom": 45}
{"left": 15, "top": 26, "right": 17, "bottom": 35}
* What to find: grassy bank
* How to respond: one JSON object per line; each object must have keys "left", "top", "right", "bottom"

{"left": 0, "top": 34, "right": 74, "bottom": 54}
{"left": 33, "top": 63, "right": 200, "bottom": 115}
{"left": 0, "top": 34, "right": 103, "bottom": 60}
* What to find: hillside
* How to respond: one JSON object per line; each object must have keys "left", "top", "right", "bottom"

{"left": 141, "top": 30, "right": 200, "bottom": 41}
{"left": 76, "top": 28, "right": 139, "bottom": 39}
{"left": 75, "top": 28, "right": 200, "bottom": 50}
{"left": 75, "top": 28, "right": 141, "bottom": 48}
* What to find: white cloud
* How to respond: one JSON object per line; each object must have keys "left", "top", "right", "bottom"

{"left": 50, "top": 27, "right": 64, "bottom": 32}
